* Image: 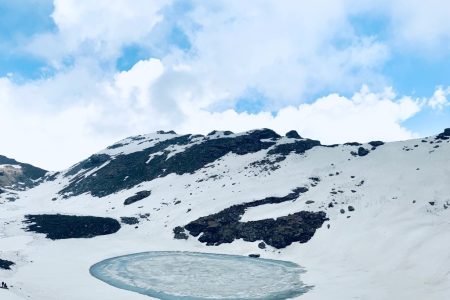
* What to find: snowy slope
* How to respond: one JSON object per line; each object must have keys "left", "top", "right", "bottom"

{"left": 0, "top": 129, "right": 449, "bottom": 300}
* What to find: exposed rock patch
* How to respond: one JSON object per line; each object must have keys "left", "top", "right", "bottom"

{"left": 267, "top": 139, "right": 321, "bottom": 157}
{"left": 369, "top": 141, "right": 384, "bottom": 148}
{"left": 173, "top": 226, "right": 189, "bottom": 240}
{"left": 436, "top": 128, "right": 450, "bottom": 140}
{"left": 181, "top": 188, "right": 327, "bottom": 249}
{"left": 285, "top": 130, "right": 302, "bottom": 139}
{"left": 0, "top": 259, "right": 15, "bottom": 270}
{"left": 0, "top": 155, "right": 47, "bottom": 189}
{"left": 23, "top": 214, "right": 121, "bottom": 240}
{"left": 351, "top": 147, "right": 370, "bottom": 157}
{"left": 65, "top": 154, "right": 110, "bottom": 177}
{"left": 120, "top": 217, "right": 140, "bottom": 225}
{"left": 124, "top": 190, "right": 151, "bottom": 206}
{"left": 60, "top": 130, "right": 281, "bottom": 198}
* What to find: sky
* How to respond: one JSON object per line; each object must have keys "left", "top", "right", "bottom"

{"left": 0, "top": 0, "right": 449, "bottom": 170}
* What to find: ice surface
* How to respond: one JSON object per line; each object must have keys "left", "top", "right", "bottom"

{"left": 90, "top": 251, "right": 310, "bottom": 300}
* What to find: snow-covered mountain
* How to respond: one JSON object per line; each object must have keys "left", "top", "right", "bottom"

{"left": 0, "top": 155, "right": 46, "bottom": 190}
{"left": 1, "top": 128, "right": 450, "bottom": 300}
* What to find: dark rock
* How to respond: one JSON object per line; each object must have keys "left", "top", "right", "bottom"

{"left": 157, "top": 130, "right": 176, "bottom": 134}
{"left": 124, "top": 190, "right": 151, "bottom": 205}
{"left": 357, "top": 147, "right": 370, "bottom": 156}
{"left": 305, "top": 200, "right": 315, "bottom": 204}
{"left": 348, "top": 206, "right": 355, "bottom": 212}
{"left": 436, "top": 128, "right": 450, "bottom": 140}
{"left": 60, "top": 130, "right": 281, "bottom": 198}
{"left": 309, "top": 177, "right": 320, "bottom": 183}
{"left": 65, "top": 154, "right": 110, "bottom": 177}
{"left": 345, "top": 142, "right": 362, "bottom": 146}
{"left": 285, "top": 130, "right": 302, "bottom": 139}
{"left": 249, "top": 254, "right": 260, "bottom": 258}
{"left": 429, "top": 201, "right": 435, "bottom": 206}
{"left": 258, "top": 242, "right": 266, "bottom": 249}
{"left": 368, "top": 141, "right": 384, "bottom": 147}
{"left": 350, "top": 147, "right": 370, "bottom": 157}
{"left": 173, "top": 226, "right": 189, "bottom": 240}
{"left": 120, "top": 217, "right": 140, "bottom": 225}
{"left": 0, "top": 259, "right": 15, "bottom": 270}
{"left": 23, "top": 214, "right": 121, "bottom": 240}
{"left": 207, "top": 130, "right": 233, "bottom": 136}
{"left": 107, "top": 143, "right": 126, "bottom": 150}
{"left": 182, "top": 187, "right": 327, "bottom": 249}
{"left": 340, "top": 209, "right": 345, "bottom": 214}
{"left": 267, "top": 139, "right": 321, "bottom": 157}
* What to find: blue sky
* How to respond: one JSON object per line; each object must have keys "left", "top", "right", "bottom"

{"left": 0, "top": 0, "right": 55, "bottom": 79}
{"left": 0, "top": 0, "right": 449, "bottom": 169}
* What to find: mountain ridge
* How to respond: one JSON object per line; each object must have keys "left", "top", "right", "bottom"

{"left": 1, "top": 127, "right": 449, "bottom": 299}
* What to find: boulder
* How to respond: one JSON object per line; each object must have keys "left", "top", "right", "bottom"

{"left": 285, "top": 130, "right": 302, "bottom": 139}
{"left": 124, "top": 190, "right": 152, "bottom": 206}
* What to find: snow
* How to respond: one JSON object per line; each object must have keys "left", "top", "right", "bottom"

{"left": 0, "top": 132, "right": 449, "bottom": 299}
{"left": 0, "top": 165, "right": 22, "bottom": 170}
{"left": 90, "top": 251, "right": 309, "bottom": 299}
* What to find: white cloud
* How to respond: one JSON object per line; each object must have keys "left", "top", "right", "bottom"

{"left": 384, "top": 0, "right": 450, "bottom": 53}
{"left": 26, "top": 0, "right": 170, "bottom": 65}
{"left": 0, "top": 59, "right": 166, "bottom": 170}
{"left": 173, "top": 0, "right": 390, "bottom": 109}
{"left": 176, "top": 86, "right": 421, "bottom": 143}
{"left": 427, "top": 87, "right": 450, "bottom": 110}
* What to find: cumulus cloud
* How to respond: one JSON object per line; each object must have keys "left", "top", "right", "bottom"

{"left": 384, "top": 0, "right": 450, "bottom": 53}
{"left": 25, "top": 0, "right": 170, "bottom": 65}
{"left": 171, "top": 0, "right": 390, "bottom": 109}
{"left": 176, "top": 86, "right": 421, "bottom": 143}
{"left": 427, "top": 87, "right": 450, "bottom": 110}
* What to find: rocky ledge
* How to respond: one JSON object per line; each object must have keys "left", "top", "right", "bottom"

{"left": 177, "top": 187, "right": 328, "bottom": 248}
{"left": 23, "top": 214, "right": 121, "bottom": 240}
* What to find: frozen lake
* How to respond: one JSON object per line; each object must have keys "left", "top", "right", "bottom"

{"left": 90, "top": 251, "right": 311, "bottom": 300}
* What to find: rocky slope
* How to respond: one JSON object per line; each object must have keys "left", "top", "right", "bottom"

{"left": 0, "top": 155, "right": 47, "bottom": 190}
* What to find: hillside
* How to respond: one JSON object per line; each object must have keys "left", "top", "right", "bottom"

{"left": 0, "top": 155, "right": 47, "bottom": 190}
{"left": 0, "top": 128, "right": 449, "bottom": 300}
